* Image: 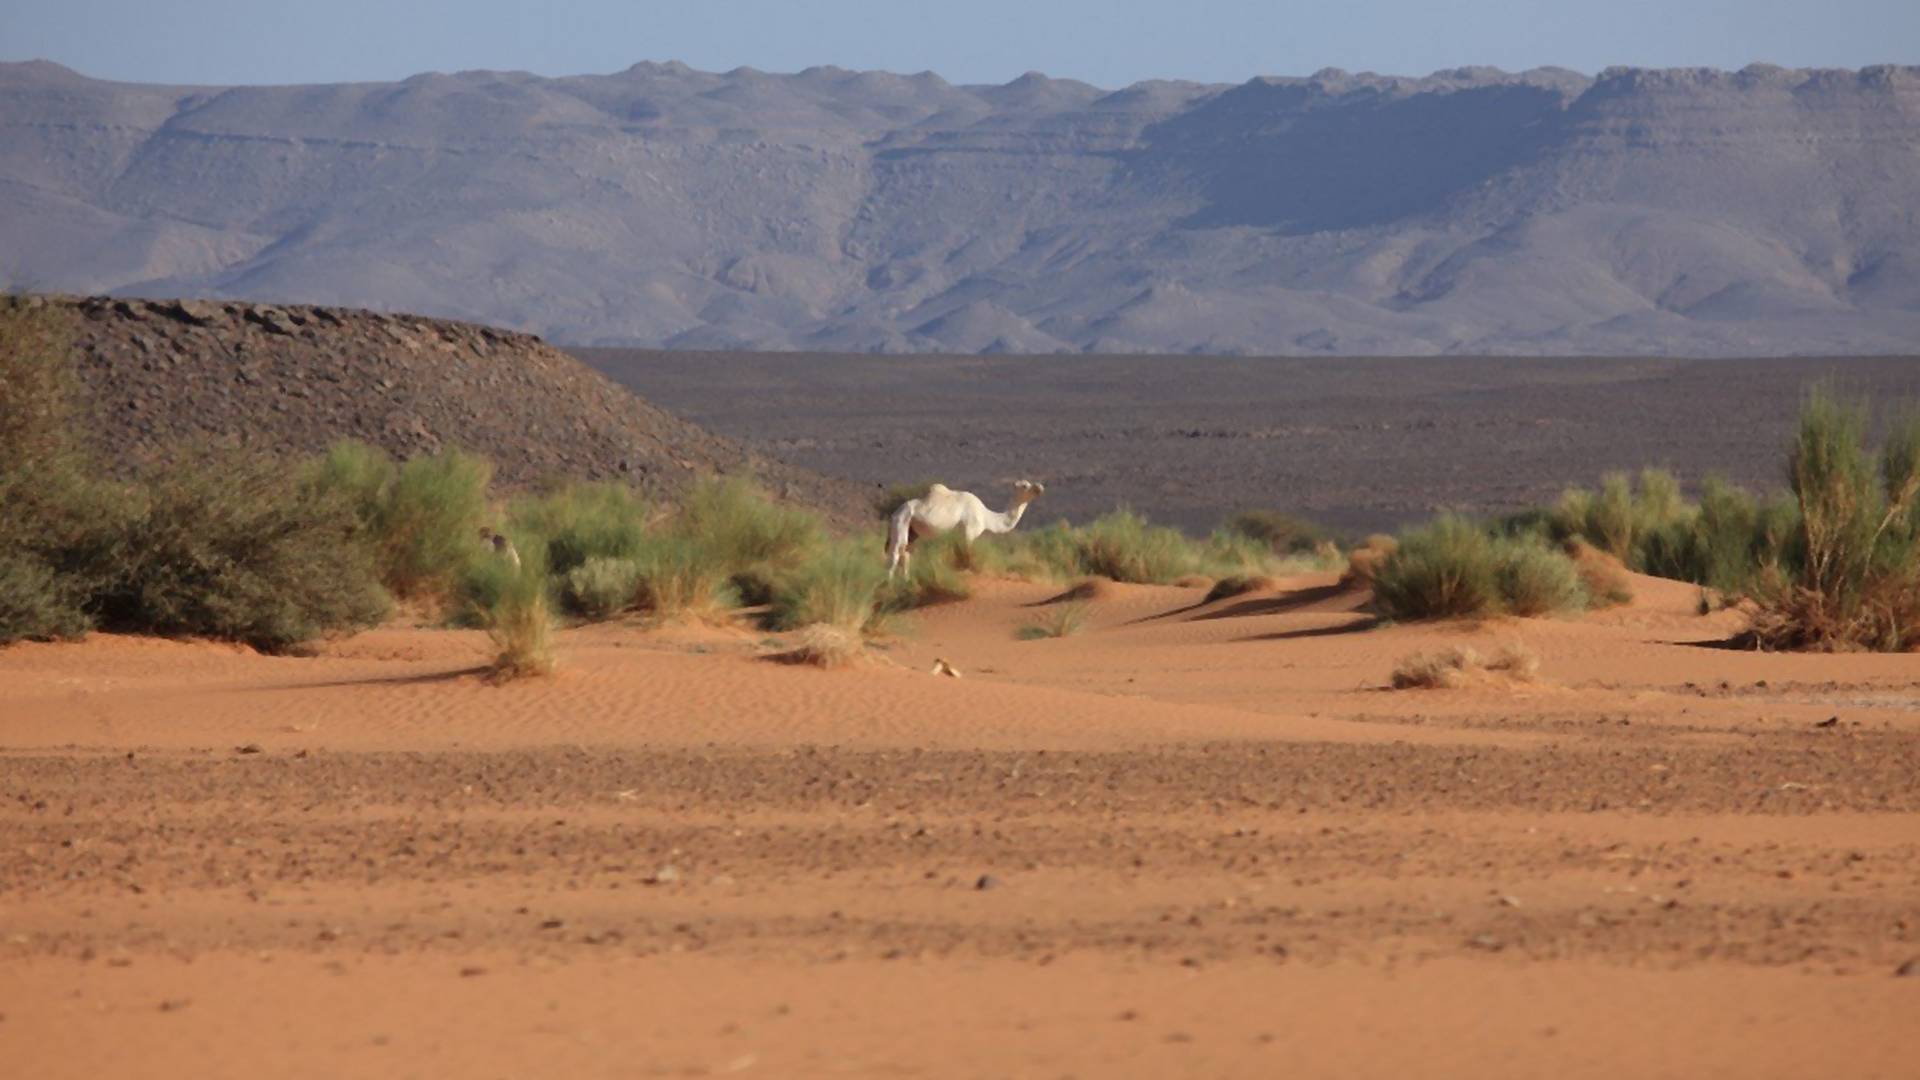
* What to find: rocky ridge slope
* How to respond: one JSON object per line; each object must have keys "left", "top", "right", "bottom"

{"left": 30, "top": 294, "right": 861, "bottom": 516}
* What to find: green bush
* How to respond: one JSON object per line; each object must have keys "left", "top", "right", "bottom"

{"left": 563, "top": 556, "right": 643, "bottom": 619}
{"left": 508, "top": 481, "right": 651, "bottom": 576}
{"left": 1495, "top": 537, "right": 1588, "bottom": 616}
{"left": 1372, "top": 514, "right": 1503, "bottom": 619}
{"left": 91, "top": 451, "right": 390, "bottom": 652}
{"left": 631, "top": 535, "right": 737, "bottom": 619}
{"left": 1749, "top": 390, "right": 1920, "bottom": 650}
{"left": 0, "top": 549, "right": 91, "bottom": 644}
{"left": 770, "top": 543, "right": 888, "bottom": 634}
{"left": 307, "top": 442, "right": 492, "bottom": 599}
{"left": 1016, "top": 601, "right": 1091, "bottom": 640}
{"left": 1074, "top": 509, "right": 1197, "bottom": 584}
{"left": 1198, "top": 529, "right": 1279, "bottom": 578}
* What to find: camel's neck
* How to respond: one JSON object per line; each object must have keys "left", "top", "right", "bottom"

{"left": 986, "top": 498, "right": 1031, "bottom": 534}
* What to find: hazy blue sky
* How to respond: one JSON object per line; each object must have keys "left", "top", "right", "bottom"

{"left": 6, "top": 0, "right": 1916, "bottom": 87}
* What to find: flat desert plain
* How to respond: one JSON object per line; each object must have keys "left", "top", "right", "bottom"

{"left": 3, "top": 569, "right": 1917, "bottom": 1077}
{"left": 578, "top": 350, "right": 1920, "bottom": 534}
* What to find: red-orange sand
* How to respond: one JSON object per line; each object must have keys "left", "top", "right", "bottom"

{"left": 3, "top": 573, "right": 1916, "bottom": 1078}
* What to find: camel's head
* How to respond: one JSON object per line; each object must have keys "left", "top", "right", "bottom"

{"left": 1011, "top": 479, "right": 1046, "bottom": 505}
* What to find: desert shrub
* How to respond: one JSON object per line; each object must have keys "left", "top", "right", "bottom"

{"left": 769, "top": 543, "right": 888, "bottom": 634}
{"left": 304, "top": 440, "right": 397, "bottom": 530}
{"left": 91, "top": 451, "right": 390, "bottom": 652}
{"left": 0, "top": 550, "right": 91, "bottom": 644}
{"left": 563, "top": 556, "right": 643, "bottom": 619}
{"left": 1391, "top": 643, "right": 1538, "bottom": 689}
{"left": 1016, "top": 601, "right": 1091, "bottom": 640}
{"left": 677, "top": 477, "right": 823, "bottom": 568}
{"left": 483, "top": 547, "right": 556, "bottom": 680}
{"left": 1632, "top": 469, "right": 1688, "bottom": 539}
{"left": 671, "top": 477, "right": 825, "bottom": 604}
{"left": 0, "top": 302, "right": 126, "bottom": 643}
{"left": 1344, "top": 533, "right": 1398, "bottom": 587}
{"left": 1589, "top": 472, "right": 1637, "bottom": 560}
{"left": 1222, "top": 510, "right": 1332, "bottom": 555}
{"left": 1198, "top": 529, "right": 1279, "bottom": 577}
{"left": 308, "top": 443, "right": 492, "bottom": 599}
{"left": 1372, "top": 515, "right": 1503, "bottom": 619}
{"left": 1074, "top": 509, "right": 1197, "bottom": 584}
{"left": 509, "top": 482, "right": 651, "bottom": 576}
{"left": 633, "top": 535, "right": 738, "bottom": 620}
{"left": 775, "top": 623, "right": 867, "bottom": 669}
{"left": 377, "top": 449, "right": 493, "bottom": 597}
{"left": 1747, "top": 391, "right": 1920, "bottom": 650}
{"left": 1495, "top": 537, "right": 1588, "bottom": 616}
{"left": 976, "top": 521, "right": 1079, "bottom": 583}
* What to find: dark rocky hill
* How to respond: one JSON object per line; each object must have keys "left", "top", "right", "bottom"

{"left": 3, "top": 60, "right": 1917, "bottom": 356}
{"left": 31, "top": 294, "right": 862, "bottom": 518}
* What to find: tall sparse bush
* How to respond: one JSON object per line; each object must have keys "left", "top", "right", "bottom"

{"left": 508, "top": 481, "right": 651, "bottom": 576}
{"left": 92, "top": 451, "right": 390, "bottom": 652}
{"left": 1749, "top": 390, "right": 1920, "bottom": 650}
{"left": 484, "top": 545, "right": 556, "bottom": 680}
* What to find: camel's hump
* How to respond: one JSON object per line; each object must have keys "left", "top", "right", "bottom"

{"left": 926, "top": 483, "right": 953, "bottom": 495}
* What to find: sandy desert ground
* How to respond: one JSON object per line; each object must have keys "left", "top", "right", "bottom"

{"left": 2, "top": 568, "right": 1916, "bottom": 1078}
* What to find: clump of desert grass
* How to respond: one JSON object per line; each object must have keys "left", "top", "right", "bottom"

{"left": 774, "top": 623, "right": 869, "bottom": 668}
{"left": 1343, "top": 534, "right": 1398, "bottom": 588}
{"left": 482, "top": 544, "right": 556, "bottom": 681}
{"left": 1390, "top": 643, "right": 1539, "bottom": 690}
{"left": 1743, "top": 390, "right": 1920, "bottom": 651}
{"left": 307, "top": 441, "right": 493, "bottom": 601}
{"left": 508, "top": 481, "right": 652, "bottom": 578}
{"left": 1015, "top": 601, "right": 1091, "bottom": 640}
{"left": 1371, "top": 516, "right": 1590, "bottom": 621}
{"left": 562, "top": 556, "right": 645, "bottom": 620}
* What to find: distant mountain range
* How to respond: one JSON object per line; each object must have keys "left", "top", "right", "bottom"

{"left": 4, "top": 59, "right": 1917, "bottom": 355}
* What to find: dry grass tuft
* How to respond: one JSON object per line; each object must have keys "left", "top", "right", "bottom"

{"left": 773, "top": 623, "right": 869, "bottom": 668}
{"left": 1016, "top": 601, "right": 1092, "bottom": 640}
{"left": 486, "top": 560, "right": 557, "bottom": 682}
{"left": 1390, "top": 643, "right": 1539, "bottom": 690}
{"left": 1344, "top": 534, "right": 1398, "bottom": 587}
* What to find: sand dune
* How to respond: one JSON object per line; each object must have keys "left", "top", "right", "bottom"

{"left": 2, "top": 574, "right": 1916, "bottom": 1077}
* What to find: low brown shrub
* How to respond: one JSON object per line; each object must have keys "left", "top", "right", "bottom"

{"left": 1344, "top": 534, "right": 1398, "bottom": 587}
{"left": 1390, "top": 643, "right": 1539, "bottom": 689}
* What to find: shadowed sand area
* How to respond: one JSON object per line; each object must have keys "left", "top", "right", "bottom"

{"left": 3, "top": 572, "right": 1917, "bottom": 1077}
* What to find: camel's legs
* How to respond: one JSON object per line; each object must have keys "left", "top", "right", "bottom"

{"left": 886, "top": 503, "right": 917, "bottom": 580}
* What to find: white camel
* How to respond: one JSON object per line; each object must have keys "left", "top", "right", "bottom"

{"left": 886, "top": 480, "right": 1044, "bottom": 580}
